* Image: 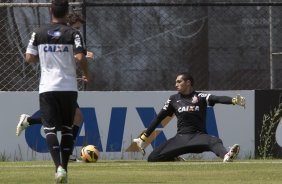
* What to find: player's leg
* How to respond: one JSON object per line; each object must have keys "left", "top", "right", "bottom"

{"left": 223, "top": 144, "right": 240, "bottom": 162}
{"left": 40, "top": 92, "right": 61, "bottom": 171}
{"left": 207, "top": 134, "right": 240, "bottom": 162}
{"left": 207, "top": 135, "right": 228, "bottom": 158}
{"left": 72, "top": 105, "right": 83, "bottom": 142}
{"left": 16, "top": 115, "right": 42, "bottom": 136}
{"left": 27, "top": 116, "right": 42, "bottom": 125}
{"left": 16, "top": 114, "right": 30, "bottom": 136}
{"left": 148, "top": 133, "right": 223, "bottom": 162}
{"left": 55, "top": 165, "right": 67, "bottom": 184}
{"left": 147, "top": 141, "right": 175, "bottom": 162}
{"left": 69, "top": 105, "right": 83, "bottom": 161}
{"left": 148, "top": 134, "right": 193, "bottom": 162}
{"left": 59, "top": 91, "right": 77, "bottom": 170}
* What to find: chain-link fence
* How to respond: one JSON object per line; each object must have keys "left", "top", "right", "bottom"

{"left": 0, "top": 1, "right": 282, "bottom": 91}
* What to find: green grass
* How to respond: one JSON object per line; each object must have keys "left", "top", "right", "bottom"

{"left": 0, "top": 160, "right": 282, "bottom": 183}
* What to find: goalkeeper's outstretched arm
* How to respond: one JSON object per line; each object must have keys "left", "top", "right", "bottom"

{"left": 133, "top": 109, "right": 169, "bottom": 155}
{"left": 208, "top": 94, "right": 246, "bottom": 108}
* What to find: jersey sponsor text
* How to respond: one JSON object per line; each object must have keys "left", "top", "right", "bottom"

{"left": 178, "top": 105, "right": 199, "bottom": 112}
{"left": 43, "top": 45, "right": 69, "bottom": 52}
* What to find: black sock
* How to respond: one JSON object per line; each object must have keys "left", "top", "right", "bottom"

{"left": 27, "top": 117, "right": 42, "bottom": 125}
{"left": 72, "top": 125, "right": 80, "bottom": 141}
{"left": 46, "top": 133, "right": 61, "bottom": 171}
{"left": 71, "top": 125, "right": 80, "bottom": 155}
{"left": 61, "top": 134, "right": 74, "bottom": 171}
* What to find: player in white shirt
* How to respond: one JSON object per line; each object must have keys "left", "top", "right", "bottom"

{"left": 17, "top": 12, "right": 94, "bottom": 162}
{"left": 25, "top": 0, "right": 89, "bottom": 183}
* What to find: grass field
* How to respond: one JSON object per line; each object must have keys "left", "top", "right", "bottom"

{"left": 1, "top": 160, "right": 282, "bottom": 183}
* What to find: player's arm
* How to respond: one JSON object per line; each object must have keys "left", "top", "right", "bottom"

{"left": 133, "top": 110, "right": 169, "bottom": 155}
{"left": 75, "top": 51, "right": 94, "bottom": 61}
{"left": 73, "top": 31, "right": 90, "bottom": 82}
{"left": 25, "top": 53, "right": 39, "bottom": 63}
{"left": 25, "top": 32, "right": 39, "bottom": 63}
{"left": 133, "top": 98, "right": 174, "bottom": 155}
{"left": 75, "top": 52, "right": 90, "bottom": 82}
{"left": 208, "top": 94, "right": 246, "bottom": 108}
{"left": 144, "top": 110, "right": 169, "bottom": 137}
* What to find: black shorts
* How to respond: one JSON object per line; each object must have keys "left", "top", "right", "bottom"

{"left": 148, "top": 132, "right": 226, "bottom": 161}
{"left": 40, "top": 91, "right": 78, "bottom": 130}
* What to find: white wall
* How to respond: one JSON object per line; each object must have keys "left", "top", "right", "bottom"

{"left": 1, "top": 91, "right": 254, "bottom": 160}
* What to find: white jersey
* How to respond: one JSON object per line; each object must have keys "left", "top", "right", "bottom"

{"left": 26, "top": 22, "right": 86, "bottom": 93}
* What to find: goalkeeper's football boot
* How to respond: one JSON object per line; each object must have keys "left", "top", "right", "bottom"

{"left": 16, "top": 114, "right": 30, "bottom": 136}
{"left": 223, "top": 144, "right": 240, "bottom": 162}
{"left": 55, "top": 166, "right": 67, "bottom": 183}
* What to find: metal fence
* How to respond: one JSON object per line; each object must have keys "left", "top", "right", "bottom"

{"left": 0, "top": 1, "right": 282, "bottom": 91}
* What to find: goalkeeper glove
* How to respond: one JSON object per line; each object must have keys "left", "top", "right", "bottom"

{"left": 232, "top": 94, "right": 246, "bottom": 108}
{"left": 133, "top": 133, "right": 147, "bottom": 156}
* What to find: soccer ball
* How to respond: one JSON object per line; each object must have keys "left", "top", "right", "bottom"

{"left": 80, "top": 145, "right": 99, "bottom": 162}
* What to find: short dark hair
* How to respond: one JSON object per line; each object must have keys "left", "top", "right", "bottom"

{"left": 51, "top": 0, "right": 69, "bottom": 18}
{"left": 178, "top": 72, "right": 194, "bottom": 86}
{"left": 66, "top": 13, "right": 85, "bottom": 26}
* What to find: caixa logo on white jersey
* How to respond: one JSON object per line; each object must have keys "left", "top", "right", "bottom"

{"left": 43, "top": 45, "right": 69, "bottom": 52}
{"left": 24, "top": 107, "right": 219, "bottom": 153}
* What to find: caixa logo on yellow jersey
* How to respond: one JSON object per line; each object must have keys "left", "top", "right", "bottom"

{"left": 43, "top": 45, "right": 69, "bottom": 52}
